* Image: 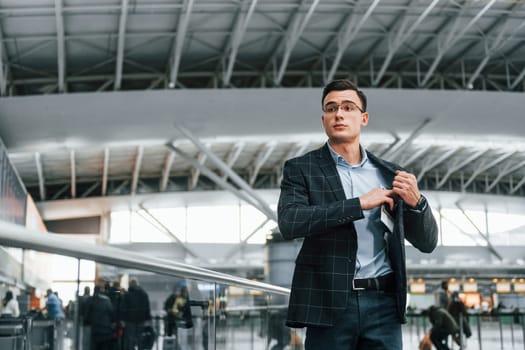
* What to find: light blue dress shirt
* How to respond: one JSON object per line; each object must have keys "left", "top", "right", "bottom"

{"left": 327, "top": 143, "right": 393, "bottom": 279}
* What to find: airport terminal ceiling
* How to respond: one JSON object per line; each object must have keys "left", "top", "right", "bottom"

{"left": 0, "top": 1, "right": 523, "bottom": 229}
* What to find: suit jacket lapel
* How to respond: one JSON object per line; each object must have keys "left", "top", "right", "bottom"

{"left": 367, "top": 150, "right": 402, "bottom": 175}
{"left": 318, "top": 144, "right": 347, "bottom": 201}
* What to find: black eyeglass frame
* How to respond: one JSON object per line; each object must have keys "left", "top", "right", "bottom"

{"left": 322, "top": 101, "right": 365, "bottom": 114}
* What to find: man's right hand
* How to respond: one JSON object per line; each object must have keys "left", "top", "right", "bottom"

{"left": 359, "top": 187, "right": 395, "bottom": 211}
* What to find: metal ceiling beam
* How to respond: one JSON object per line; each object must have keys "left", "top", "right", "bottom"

{"left": 102, "top": 148, "right": 109, "bottom": 196}
{"left": 467, "top": 18, "right": 525, "bottom": 87}
{"left": 222, "top": 142, "right": 245, "bottom": 180}
{"left": 160, "top": 151, "right": 175, "bottom": 192}
{"left": 97, "top": 79, "right": 114, "bottom": 92}
{"left": 81, "top": 182, "right": 100, "bottom": 198}
{"left": 382, "top": 118, "right": 432, "bottom": 163}
{"left": 326, "top": 0, "right": 380, "bottom": 83}
{"left": 111, "top": 180, "right": 129, "bottom": 195}
{"left": 510, "top": 67, "right": 525, "bottom": 90}
{"left": 420, "top": 0, "right": 496, "bottom": 87}
{"left": 172, "top": 126, "right": 277, "bottom": 222}
{"left": 438, "top": 213, "right": 482, "bottom": 246}
{"left": 455, "top": 202, "right": 503, "bottom": 261}
{"left": 114, "top": 0, "right": 129, "bottom": 90}
{"left": 54, "top": 0, "right": 66, "bottom": 93}
{"left": 223, "top": 217, "right": 270, "bottom": 262}
{"left": 168, "top": 0, "right": 194, "bottom": 87}
{"left": 435, "top": 149, "right": 486, "bottom": 189}
{"left": 442, "top": 2, "right": 521, "bottom": 84}
{"left": 222, "top": 0, "right": 258, "bottom": 86}
{"left": 131, "top": 145, "right": 144, "bottom": 195}
{"left": 10, "top": 67, "right": 523, "bottom": 86}
{"left": 485, "top": 158, "right": 525, "bottom": 192}
{"left": 51, "top": 184, "right": 69, "bottom": 200}
{"left": 509, "top": 175, "right": 525, "bottom": 195}
{"left": 249, "top": 142, "right": 276, "bottom": 186}
{"left": 461, "top": 150, "right": 514, "bottom": 190}
{"left": 416, "top": 148, "right": 458, "bottom": 182}
{"left": 189, "top": 151, "right": 207, "bottom": 190}
{"left": 35, "top": 152, "right": 46, "bottom": 201}
{"left": 0, "top": 25, "right": 8, "bottom": 96}
{"left": 147, "top": 77, "right": 164, "bottom": 90}
{"left": 166, "top": 142, "right": 275, "bottom": 221}
{"left": 400, "top": 145, "right": 431, "bottom": 169}
{"left": 372, "top": 0, "right": 440, "bottom": 86}
{"left": 70, "top": 150, "right": 76, "bottom": 198}
{"left": 138, "top": 204, "right": 200, "bottom": 259}
{"left": 274, "top": 0, "right": 319, "bottom": 86}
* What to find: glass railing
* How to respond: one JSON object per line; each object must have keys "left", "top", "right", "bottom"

{"left": 0, "top": 220, "right": 292, "bottom": 350}
{"left": 1, "top": 220, "right": 524, "bottom": 350}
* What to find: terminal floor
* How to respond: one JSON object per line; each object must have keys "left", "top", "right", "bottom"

{"left": 52, "top": 321, "right": 524, "bottom": 350}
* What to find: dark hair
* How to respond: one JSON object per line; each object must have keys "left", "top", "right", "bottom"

{"left": 322, "top": 79, "right": 367, "bottom": 112}
{"left": 3, "top": 291, "right": 13, "bottom": 306}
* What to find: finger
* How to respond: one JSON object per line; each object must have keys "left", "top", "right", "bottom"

{"left": 384, "top": 189, "right": 395, "bottom": 198}
{"left": 385, "top": 197, "right": 394, "bottom": 211}
{"left": 395, "top": 170, "right": 416, "bottom": 181}
{"left": 393, "top": 181, "right": 412, "bottom": 193}
{"left": 394, "top": 174, "right": 418, "bottom": 188}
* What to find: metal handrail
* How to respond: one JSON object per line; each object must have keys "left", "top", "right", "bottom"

{"left": 0, "top": 220, "right": 290, "bottom": 296}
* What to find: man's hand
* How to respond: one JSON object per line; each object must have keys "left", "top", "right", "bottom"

{"left": 392, "top": 170, "right": 420, "bottom": 208}
{"left": 359, "top": 188, "right": 395, "bottom": 211}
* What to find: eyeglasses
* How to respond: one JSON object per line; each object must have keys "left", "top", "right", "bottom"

{"left": 323, "top": 102, "right": 364, "bottom": 114}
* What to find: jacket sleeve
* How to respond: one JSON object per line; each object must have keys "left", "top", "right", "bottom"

{"left": 402, "top": 196, "right": 438, "bottom": 253}
{"left": 277, "top": 159, "right": 363, "bottom": 240}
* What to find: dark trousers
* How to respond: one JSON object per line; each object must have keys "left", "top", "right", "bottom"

{"left": 91, "top": 334, "right": 114, "bottom": 350}
{"left": 430, "top": 329, "right": 451, "bottom": 350}
{"left": 305, "top": 291, "right": 402, "bottom": 350}
{"left": 124, "top": 322, "right": 145, "bottom": 350}
{"left": 165, "top": 315, "right": 176, "bottom": 337}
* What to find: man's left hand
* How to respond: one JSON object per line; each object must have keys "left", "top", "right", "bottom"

{"left": 392, "top": 170, "right": 420, "bottom": 208}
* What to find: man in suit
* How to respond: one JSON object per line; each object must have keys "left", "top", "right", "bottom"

{"left": 277, "top": 79, "right": 438, "bottom": 350}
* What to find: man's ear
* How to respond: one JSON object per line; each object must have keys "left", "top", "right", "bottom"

{"left": 361, "top": 112, "right": 369, "bottom": 126}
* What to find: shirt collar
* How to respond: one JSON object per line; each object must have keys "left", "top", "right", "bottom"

{"left": 327, "top": 142, "right": 368, "bottom": 168}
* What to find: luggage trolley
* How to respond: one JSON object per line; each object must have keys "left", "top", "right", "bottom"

{"left": 0, "top": 316, "right": 26, "bottom": 350}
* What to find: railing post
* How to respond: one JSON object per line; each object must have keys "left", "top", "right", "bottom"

{"left": 498, "top": 313, "right": 504, "bottom": 350}
{"left": 476, "top": 314, "right": 482, "bottom": 350}
{"left": 521, "top": 313, "right": 525, "bottom": 350}
{"left": 459, "top": 314, "right": 464, "bottom": 350}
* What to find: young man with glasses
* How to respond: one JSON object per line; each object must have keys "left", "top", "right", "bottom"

{"left": 277, "top": 79, "right": 438, "bottom": 350}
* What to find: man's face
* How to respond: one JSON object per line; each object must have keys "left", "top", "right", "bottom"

{"left": 321, "top": 89, "right": 368, "bottom": 144}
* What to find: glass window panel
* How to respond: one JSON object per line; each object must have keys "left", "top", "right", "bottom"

{"left": 240, "top": 205, "right": 270, "bottom": 244}
{"left": 186, "top": 205, "right": 240, "bottom": 243}
{"left": 149, "top": 207, "right": 187, "bottom": 242}
{"left": 110, "top": 211, "right": 132, "bottom": 243}
{"left": 439, "top": 209, "right": 485, "bottom": 246}
{"left": 130, "top": 211, "right": 173, "bottom": 243}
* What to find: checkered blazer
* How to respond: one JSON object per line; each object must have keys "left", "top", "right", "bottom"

{"left": 277, "top": 144, "right": 438, "bottom": 328}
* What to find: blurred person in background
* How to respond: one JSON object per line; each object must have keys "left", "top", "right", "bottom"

{"left": 1, "top": 290, "right": 20, "bottom": 317}
{"left": 45, "top": 288, "right": 64, "bottom": 319}
{"left": 85, "top": 285, "right": 115, "bottom": 350}
{"left": 447, "top": 291, "right": 471, "bottom": 339}
{"left": 121, "top": 278, "right": 152, "bottom": 350}
{"left": 422, "top": 305, "right": 462, "bottom": 350}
